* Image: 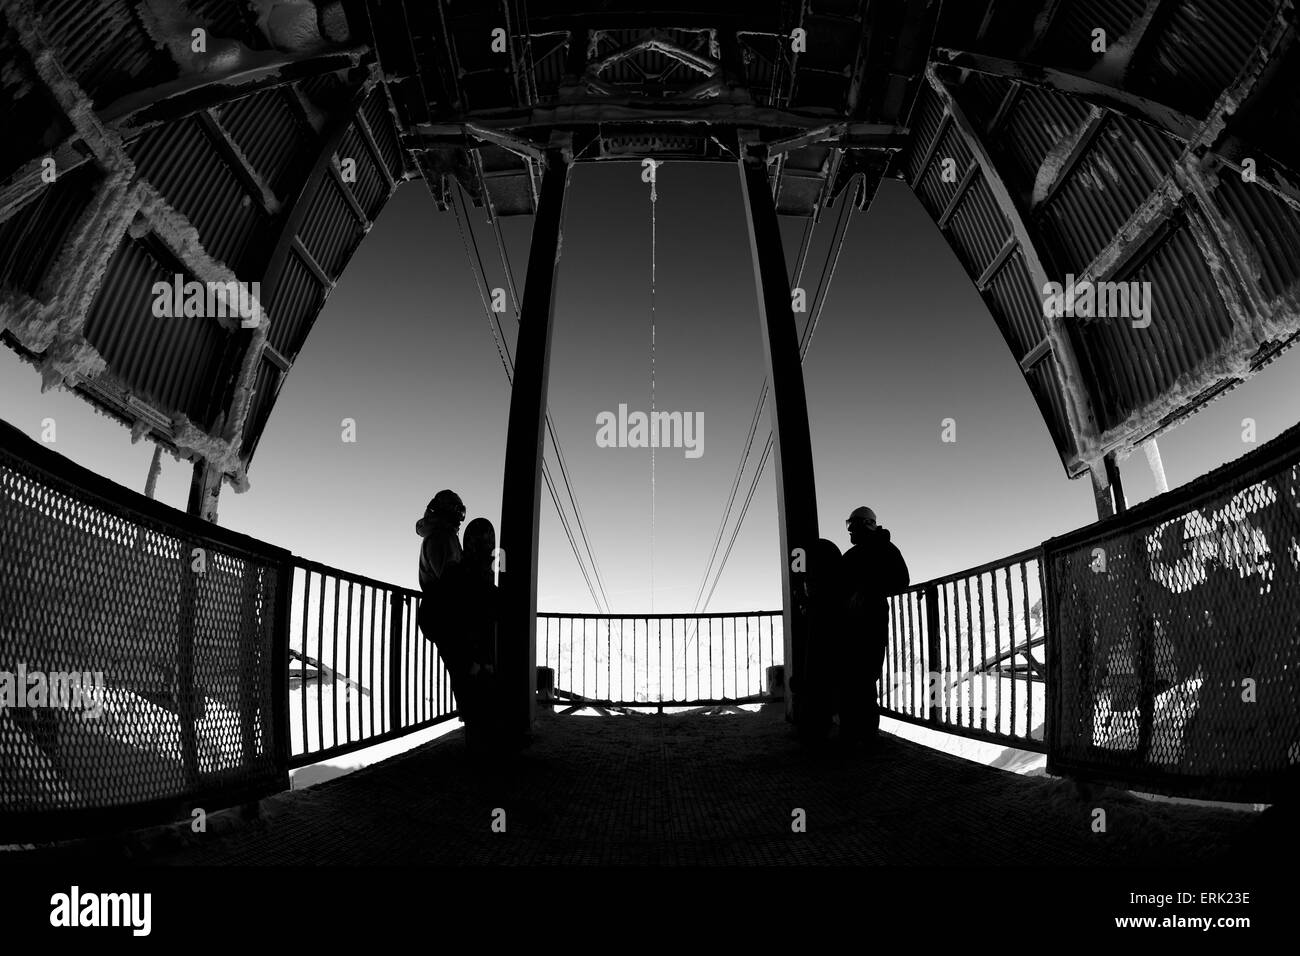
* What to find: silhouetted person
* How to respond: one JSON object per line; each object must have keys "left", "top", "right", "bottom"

{"left": 840, "top": 506, "right": 909, "bottom": 744}
{"left": 415, "top": 490, "right": 466, "bottom": 722}
{"left": 416, "top": 489, "right": 465, "bottom": 595}
{"left": 797, "top": 538, "right": 846, "bottom": 742}
{"left": 439, "top": 517, "right": 501, "bottom": 752}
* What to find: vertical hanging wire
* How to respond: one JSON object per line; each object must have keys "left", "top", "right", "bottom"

{"left": 649, "top": 162, "right": 658, "bottom": 613}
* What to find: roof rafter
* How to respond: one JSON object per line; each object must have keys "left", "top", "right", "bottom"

{"left": 104, "top": 48, "right": 374, "bottom": 140}
{"left": 243, "top": 80, "right": 397, "bottom": 465}
{"left": 925, "top": 66, "right": 1100, "bottom": 473}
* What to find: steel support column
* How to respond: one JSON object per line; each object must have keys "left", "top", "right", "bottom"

{"left": 499, "top": 141, "right": 571, "bottom": 739}
{"left": 738, "top": 152, "right": 820, "bottom": 724}
{"left": 1089, "top": 453, "right": 1127, "bottom": 520}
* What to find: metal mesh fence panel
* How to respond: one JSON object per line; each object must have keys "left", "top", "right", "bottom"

{"left": 0, "top": 422, "right": 289, "bottom": 833}
{"left": 1046, "top": 423, "right": 1300, "bottom": 801}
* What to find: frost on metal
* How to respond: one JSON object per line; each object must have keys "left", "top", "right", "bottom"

{"left": 1032, "top": 110, "right": 1099, "bottom": 207}
{"left": 250, "top": 0, "right": 332, "bottom": 53}
{"left": 0, "top": 167, "right": 140, "bottom": 391}
{"left": 1083, "top": 177, "right": 1182, "bottom": 281}
{"left": 171, "top": 415, "right": 249, "bottom": 492}
{"left": 137, "top": 0, "right": 258, "bottom": 74}
{"left": 136, "top": 182, "right": 252, "bottom": 316}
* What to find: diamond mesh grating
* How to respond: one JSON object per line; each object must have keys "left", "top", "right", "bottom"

{"left": 0, "top": 424, "right": 287, "bottom": 822}
{"left": 1047, "top": 426, "right": 1300, "bottom": 801}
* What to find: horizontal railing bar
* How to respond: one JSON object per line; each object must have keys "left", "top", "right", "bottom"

{"left": 882, "top": 708, "right": 1047, "bottom": 753}
{"left": 907, "top": 546, "right": 1042, "bottom": 590}
{"left": 287, "top": 553, "right": 1046, "bottom": 623}
{"left": 550, "top": 694, "right": 770, "bottom": 709}
{"left": 288, "top": 713, "right": 458, "bottom": 768}
{"left": 292, "top": 558, "right": 422, "bottom": 599}
{"left": 0, "top": 419, "right": 292, "bottom": 564}
{"left": 538, "top": 611, "right": 780, "bottom": 621}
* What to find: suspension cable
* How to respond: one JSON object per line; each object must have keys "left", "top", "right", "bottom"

{"left": 695, "top": 180, "right": 858, "bottom": 614}
{"left": 490, "top": 214, "right": 614, "bottom": 612}
{"left": 450, "top": 187, "right": 608, "bottom": 613}
{"left": 649, "top": 162, "right": 657, "bottom": 612}
{"left": 689, "top": 215, "right": 815, "bottom": 616}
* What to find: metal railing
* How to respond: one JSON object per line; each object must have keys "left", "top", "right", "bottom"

{"left": 538, "top": 612, "right": 781, "bottom": 708}
{"left": 288, "top": 559, "right": 456, "bottom": 768}
{"left": 0, "top": 419, "right": 291, "bottom": 841}
{"left": 7, "top": 409, "right": 1299, "bottom": 839}
{"left": 881, "top": 550, "right": 1047, "bottom": 752}
{"left": 1044, "top": 420, "right": 1300, "bottom": 803}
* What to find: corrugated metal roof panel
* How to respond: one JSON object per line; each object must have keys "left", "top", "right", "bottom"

{"left": 128, "top": 116, "right": 272, "bottom": 279}
{"left": 82, "top": 236, "right": 232, "bottom": 425}
{"left": 1040, "top": 115, "right": 1177, "bottom": 271}
{"left": 986, "top": 250, "right": 1048, "bottom": 360}
{"left": 300, "top": 175, "right": 361, "bottom": 278}
{"left": 1000, "top": 84, "right": 1093, "bottom": 200}
{"left": 1077, "top": 217, "right": 1236, "bottom": 430}
{"left": 218, "top": 88, "right": 313, "bottom": 200}
{"left": 948, "top": 177, "right": 1006, "bottom": 278}
{"left": 902, "top": 83, "right": 946, "bottom": 182}
{"left": 32, "top": 0, "right": 175, "bottom": 107}
{"left": 0, "top": 161, "right": 100, "bottom": 296}
{"left": 339, "top": 126, "right": 386, "bottom": 218}
{"left": 1212, "top": 170, "right": 1300, "bottom": 303}
{"left": 913, "top": 121, "right": 973, "bottom": 216}
{"left": 362, "top": 89, "right": 405, "bottom": 178}
{"left": 264, "top": 251, "right": 322, "bottom": 358}
{"left": 1136, "top": 0, "right": 1276, "bottom": 118}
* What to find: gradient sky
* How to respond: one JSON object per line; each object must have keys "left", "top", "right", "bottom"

{"left": 4, "top": 162, "right": 1300, "bottom": 612}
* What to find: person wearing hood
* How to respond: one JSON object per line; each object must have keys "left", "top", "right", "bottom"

{"left": 840, "top": 506, "right": 909, "bottom": 744}
{"left": 415, "top": 490, "right": 466, "bottom": 714}
{"left": 416, "top": 489, "right": 465, "bottom": 595}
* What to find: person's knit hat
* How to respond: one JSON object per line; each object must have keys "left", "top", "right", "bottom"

{"left": 847, "top": 506, "right": 877, "bottom": 529}
{"left": 416, "top": 489, "right": 465, "bottom": 537}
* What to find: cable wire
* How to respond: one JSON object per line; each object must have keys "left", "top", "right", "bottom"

{"left": 694, "top": 180, "right": 857, "bottom": 614}
{"left": 450, "top": 186, "right": 609, "bottom": 613}
{"left": 490, "top": 214, "right": 614, "bottom": 612}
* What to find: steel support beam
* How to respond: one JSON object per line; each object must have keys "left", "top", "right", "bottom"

{"left": 1089, "top": 453, "right": 1127, "bottom": 519}
{"left": 103, "top": 49, "right": 372, "bottom": 140}
{"left": 1105, "top": 453, "right": 1127, "bottom": 514}
{"left": 935, "top": 25, "right": 1300, "bottom": 215}
{"left": 933, "top": 50, "right": 1200, "bottom": 140}
{"left": 1089, "top": 465, "right": 1115, "bottom": 520}
{"left": 187, "top": 459, "right": 222, "bottom": 523}
{"left": 498, "top": 140, "right": 571, "bottom": 740}
{"left": 244, "top": 82, "right": 385, "bottom": 465}
{"left": 738, "top": 149, "right": 820, "bottom": 726}
{"left": 410, "top": 104, "right": 905, "bottom": 140}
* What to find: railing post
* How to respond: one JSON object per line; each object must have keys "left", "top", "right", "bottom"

{"left": 175, "top": 536, "right": 202, "bottom": 790}
{"left": 388, "top": 591, "right": 404, "bottom": 732}
{"left": 925, "top": 584, "right": 941, "bottom": 723}
{"left": 272, "top": 558, "right": 293, "bottom": 781}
